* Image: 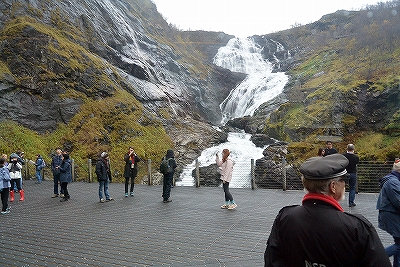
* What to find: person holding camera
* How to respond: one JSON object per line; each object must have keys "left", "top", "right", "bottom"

{"left": 8, "top": 153, "right": 24, "bottom": 201}
{"left": 123, "top": 147, "right": 141, "bottom": 197}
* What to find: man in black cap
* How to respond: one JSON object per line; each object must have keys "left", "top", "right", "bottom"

{"left": 264, "top": 154, "right": 390, "bottom": 267}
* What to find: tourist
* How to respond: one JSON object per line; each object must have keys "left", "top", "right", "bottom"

{"left": 216, "top": 148, "right": 236, "bottom": 210}
{"left": 264, "top": 154, "right": 390, "bottom": 266}
{"left": 377, "top": 158, "right": 400, "bottom": 267}
{"left": 161, "top": 149, "right": 177, "bottom": 203}
{"left": 96, "top": 152, "right": 114, "bottom": 203}
{"left": 123, "top": 147, "right": 141, "bottom": 197}
{"left": 0, "top": 157, "right": 11, "bottom": 214}
{"left": 58, "top": 154, "right": 72, "bottom": 202}
{"left": 51, "top": 148, "right": 64, "bottom": 198}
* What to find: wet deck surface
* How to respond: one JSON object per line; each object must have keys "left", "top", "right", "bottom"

{"left": 0, "top": 180, "right": 392, "bottom": 266}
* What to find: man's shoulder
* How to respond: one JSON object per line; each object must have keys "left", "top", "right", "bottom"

{"left": 343, "top": 212, "right": 374, "bottom": 227}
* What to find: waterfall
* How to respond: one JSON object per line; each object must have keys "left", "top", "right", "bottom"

{"left": 213, "top": 38, "right": 288, "bottom": 124}
{"left": 177, "top": 38, "right": 289, "bottom": 187}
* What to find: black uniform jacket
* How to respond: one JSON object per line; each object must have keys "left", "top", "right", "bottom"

{"left": 264, "top": 199, "right": 391, "bottom": 267}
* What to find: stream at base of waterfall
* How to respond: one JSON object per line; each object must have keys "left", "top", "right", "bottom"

{"left": 178, "top": 37, "right": 289, "bottom": 188}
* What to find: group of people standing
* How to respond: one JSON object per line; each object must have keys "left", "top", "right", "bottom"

{"left": 94, "top": 147, "right": 178, "bottom": 204}
{"left": 319, "top": 141, "right": 360, "bottom": 207}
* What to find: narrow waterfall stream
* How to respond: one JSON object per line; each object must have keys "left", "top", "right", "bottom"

{"left": 177, "top": 37, "right": 289, "bottom": 187}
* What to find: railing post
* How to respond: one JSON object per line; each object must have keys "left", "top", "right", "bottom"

{"left": 147, "top": 159, "right": 152, "bottom": 185}
{"left": 88, "top": 159, "right": 92, "bottom": 183}
{"left": 282, "top": 158, "right": 287, "bottom": 191}
{"left": 71, "top": 158, "right": 75, "bottom": 182}
{"left": 24, "top": 159, "right": 29, "bottom": 180}
{"left": 251, "top": 159, "right": 255, "bottom": 190}
{"left": 195, "top": 158, "right": 200, "bottom": 188}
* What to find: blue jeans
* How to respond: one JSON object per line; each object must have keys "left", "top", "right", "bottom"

{"left": 36, "top": 170, "right": 42, "bottom": 183}
{"left": 99, "top": 180, "right": 110, "bottom": 200}
{"left": 348, "top": 172, "right": 357, "bottom": 205}
{"left": 223, "top": 182, "right": 233, "bottom": 202}
{"left": 386, "top": 236, "right": 400, "bottom": 267}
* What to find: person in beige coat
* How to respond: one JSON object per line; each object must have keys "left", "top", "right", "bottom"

{"left": 216, "top": 148, "right": 236, "bottom": 210}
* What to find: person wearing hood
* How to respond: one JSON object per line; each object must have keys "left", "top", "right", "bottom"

{"left": 58, "top": 154, "right": 72, "bottom": 202}
{"left": 96, "top": 152, "right": 114, "bottom": 203}
{"left": 161, "top": 149, "right": 177, "bottom": 203}
{"left": 377, "top": 158, "right": 400, "bottom": 267}
{"left": 265, "top": 154, "right": 390, "bottom": 267}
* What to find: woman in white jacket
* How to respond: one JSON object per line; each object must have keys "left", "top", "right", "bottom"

{"left": 8, "top": 154, "right": 24, "bottom": 201}
{"left": 216, "top": 148, "right": 236, "bottom": 210}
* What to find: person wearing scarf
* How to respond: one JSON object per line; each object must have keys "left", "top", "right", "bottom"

{"left": 264, "top": 154, "right": 390, "bottom": 267}
{"left": 123, "top": 147, "right": 141, "bottom": 197}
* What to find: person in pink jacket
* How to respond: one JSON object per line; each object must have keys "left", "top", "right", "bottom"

{"left": 216, "top": 148, "right": 236, "bottom": 210}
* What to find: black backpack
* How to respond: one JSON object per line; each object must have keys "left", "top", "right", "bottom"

{"left": 159, "top": 158, "right": 172, "bottom": 174}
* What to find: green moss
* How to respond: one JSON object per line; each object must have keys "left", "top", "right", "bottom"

{"left": 0, "top": 88, "right": 173, "bottom": 182}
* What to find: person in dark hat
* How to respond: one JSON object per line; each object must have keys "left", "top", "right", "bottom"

{"left": 264, "top": 154, "right": 391, "bottom": 267}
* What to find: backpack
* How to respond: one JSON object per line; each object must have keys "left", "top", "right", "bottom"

{"left": 40, "top": 159, "right": 46, "bottom": 169}
{"left": 159, "top": 158, "right": 172, "bottom": 174}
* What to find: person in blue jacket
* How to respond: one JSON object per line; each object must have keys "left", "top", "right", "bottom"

{"left": 34, "top": 154, "right": 45, "bottom": 184}
{"left": 58, "top": 154, "right": 72, "bottom": 202}
{"left": 377, "top": 159, "right": 400, "bottom": 267}
{"left": 0, "top": 157, "right": 11, "bottom": 214}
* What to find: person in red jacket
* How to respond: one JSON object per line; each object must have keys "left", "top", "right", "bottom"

{"left": 264, "top": 154, "right": 391, "bottom": 267}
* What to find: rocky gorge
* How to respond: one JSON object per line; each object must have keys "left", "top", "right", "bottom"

{"left": 0, "top": 0, "right": 399, "bottom": 186}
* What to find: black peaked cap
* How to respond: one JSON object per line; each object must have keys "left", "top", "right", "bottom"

{"left": 300, "top": 154, "right": 349, "bottom": 180}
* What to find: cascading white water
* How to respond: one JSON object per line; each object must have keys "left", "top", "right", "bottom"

{"left": 177, "top": 37, "right": 288, "bottom": 187}
{"left": 213, "top": 38, "right": 288, "bottom": 124}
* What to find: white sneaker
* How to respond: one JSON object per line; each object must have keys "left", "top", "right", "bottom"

{"left": 228, "top": 203, "right": 237, "bottom": 210}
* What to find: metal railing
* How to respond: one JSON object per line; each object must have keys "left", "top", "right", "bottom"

{"left": 26, "top": 158, "right": 395, "bottom": 193}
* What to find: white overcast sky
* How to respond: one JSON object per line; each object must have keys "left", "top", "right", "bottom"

{"left": 151, "top": 0, "right": 383, "bottom": 38}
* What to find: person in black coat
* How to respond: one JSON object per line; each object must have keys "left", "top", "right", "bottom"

{"left": 264, "top": 154, "right": 391, "bottom": 267}
{"left": 95, "top": 152, "right": 113, "bottom": 203}
{"left": 123, "top": 147, "right": 141, "bottom": 197}
{"left": 343, "top": 144, "right": 359, "bottom": 207}
{"left": 323, "top": 140, "right": 338, "bottom": 156}
{"left": 161, "top": 149, "right": 177, "bottom": 203}
{"left": 58, "top": 154, "right": 72, "bottom": 202}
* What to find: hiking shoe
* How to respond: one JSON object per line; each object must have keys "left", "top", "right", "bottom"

{"left": 106, "top": 198, "right": 114, "bottom": 202}
{"left": 130, "top": 192, "right": 134, "bottom": 197}
{"left": 125, "top": 193, "right": 128, "bottom": 197}
{"left": 221, "top": 204, "right": 229, "bottom": 209}
{"left": 228, "top": 204, "right": 237, "bottom": 210}
{"left": 51, "top": 194, "right": 59, "bottom": 198}
{"left": 100, "top": 198, "right": 105, "bottom": 203}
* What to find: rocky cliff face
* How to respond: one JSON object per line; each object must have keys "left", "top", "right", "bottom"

{"left": 0, "top": 0, "right": 242, "bottom": 133}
